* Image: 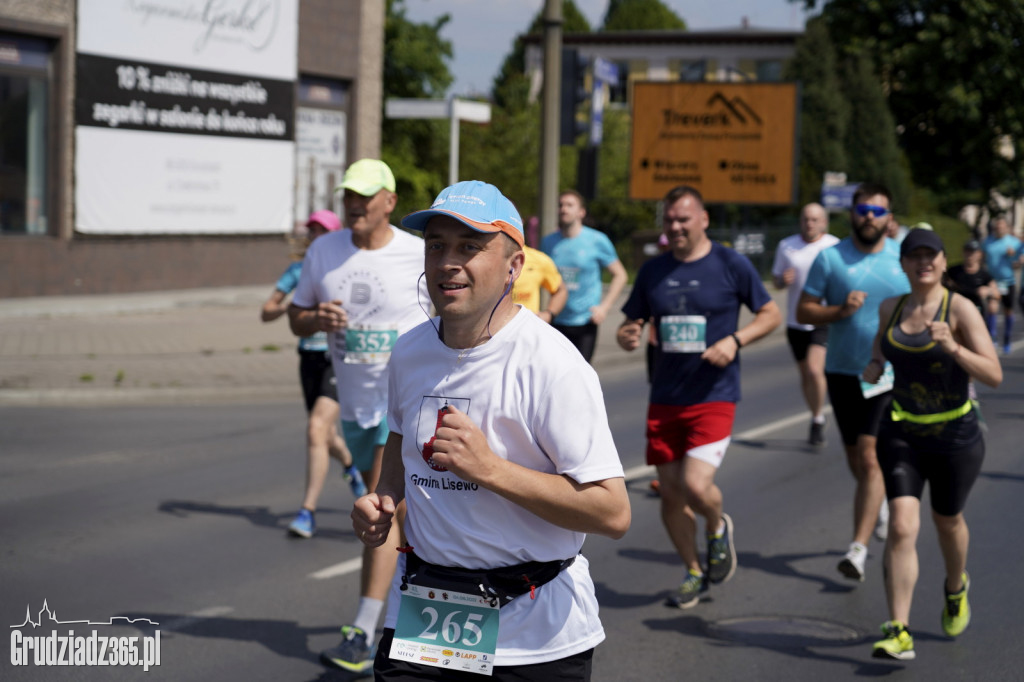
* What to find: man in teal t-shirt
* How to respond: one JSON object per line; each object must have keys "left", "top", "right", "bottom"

{"left": 799, "top": 183, "right": 910, "bottom": 585}
{"left": 981, "top": 215, "right": 1023, "bottom": 353}
{"left": 541, "top": 190, "right": 628, "bottom": 363}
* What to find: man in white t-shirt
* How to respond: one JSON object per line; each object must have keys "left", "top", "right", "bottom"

{"left": 288, "top": 159, "right": 428, "bottom": 674}
{"left": 352, "top": 180, "right": 631, "bottom": 680}
{"left": 771, "top": 202, "right": 840, "bottom": 446}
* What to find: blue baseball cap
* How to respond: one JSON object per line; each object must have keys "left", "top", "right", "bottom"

{"left": 401, "top": 180, "right": 524, "bottom": 247}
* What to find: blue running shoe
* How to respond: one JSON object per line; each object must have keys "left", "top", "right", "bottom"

{"left": 288, "top": 508, "right": 315, "bottom": 538}
{"left": 344, "top": 465, "right": 368, "bottom": 498}
{"left": 321, "top": 625, "right": 374, "bottom": 672}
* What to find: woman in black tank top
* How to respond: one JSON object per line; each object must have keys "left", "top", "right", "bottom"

{"left": 861, "top": 229, "right": 1002, "bottom": 660}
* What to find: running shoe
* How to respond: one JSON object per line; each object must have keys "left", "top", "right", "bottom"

{"left": 942, "top": 571, "right": 971, "bottom": 637}
{"left": 1003, "top": 343, "right": 1012, "bottom": 355}
{"left": 649, "top": 479, "right": 661, "bottom": 497}
{"left": 344, "top": 465, "right": 368, "bottom": 498}
{"left": 706, "top": 512, "right": 736, "bottom": 584}
{"left": 838, "top": 542, "right": 867, "bottom": 581}
{"left": 287, "top": 508, "right": 315, "bottom": 538}
{"left": 875, "top": 499, "right": 890, "bottom": 541}
{"left": 872, "top": 620, "right": 915, "bottom": 660}
{"left": 808, "top": 420, "right": 826, "bottom": 447}
{"left": 665, "top": 570, "right": 708, "bottom": 609}
{"left": 321, "top": 625, "right": 374, "bottom": 672}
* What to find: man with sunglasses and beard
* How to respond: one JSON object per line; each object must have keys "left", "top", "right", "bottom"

{"left": 797, "top": 183, "right": 910, "bottom": 584}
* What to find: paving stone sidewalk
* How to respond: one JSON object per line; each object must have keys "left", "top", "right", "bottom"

{"left": 0, "top": 286, "right": 643, "bottom": 407}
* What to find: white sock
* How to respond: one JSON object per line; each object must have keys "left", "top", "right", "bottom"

{"left": 352, "top": 597, "right": 384, "bottom": 636}
{"left": 812, "top": 414, "right": 826, "bottom": 424}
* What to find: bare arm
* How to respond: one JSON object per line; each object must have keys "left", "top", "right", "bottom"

{"left": 540, "top": 284, "right": 569, "bottom": 324}
{"left": 616, "top": 317, "right": 645, "bottom": 352}
{"left": 772, "top": 267, "right": 795, "bottom": 290}
{"left": 591, "top": 259, "right": 628, "bottom": 325}
{"left": 796, "top": 290, "right": 866, "bottom": 326}
{"left": 425, "top": 405, "right": 631, "bottom": 539}
{"left": 260, "top": 289, "right": 288, "bottom": 322}
{"left": 352, "top": 432, "right": 406, "bottom": 546}
{"left": 863, "top": 298, "right": 896, "bottom": 383}
{"left": 287, "top": 299, "right": 347, "bottom": 338}
{"left": 940, "top": 294, "right": 1003, "bottom": 388}
{"left": 701, "top": 299, "right": 782, "bottom": 368}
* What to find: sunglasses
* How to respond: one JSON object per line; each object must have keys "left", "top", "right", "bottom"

{"left": 854, "top": 204, "right": 891, "bottom": 217}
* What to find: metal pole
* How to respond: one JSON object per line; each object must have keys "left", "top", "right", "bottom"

{"left": 537, "top": 0, "right": 562, "bottom": 245}
{"left": 449, "top": 98, "right": 459, "bottom": 186}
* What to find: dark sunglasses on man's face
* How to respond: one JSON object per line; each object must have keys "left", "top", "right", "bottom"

{"left": 854, "top": 203, "right": 890, "bottom": 217}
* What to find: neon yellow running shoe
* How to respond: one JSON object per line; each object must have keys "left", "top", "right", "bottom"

{"left": 872, "top": 620, "right": 915, "bottom": 660}
{"left": 942, "top": 571, "right": 971, "bottom": 637}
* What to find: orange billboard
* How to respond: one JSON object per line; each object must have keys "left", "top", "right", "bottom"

{"left": 629, "top": 82, "right": 799, "bottom": 204}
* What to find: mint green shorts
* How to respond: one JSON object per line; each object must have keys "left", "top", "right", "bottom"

{"left": 341, "top": 417, "right": 390, "bottom": 473}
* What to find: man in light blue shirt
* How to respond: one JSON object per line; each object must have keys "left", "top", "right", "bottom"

{"left": 799, "top": 183, "right": 910, "bottom": 584}
{"left": 542, "top": 190, "right": 628, "bottom": 363}
{"left": 981, "top": 215, "right": 1023, "bottom": 354}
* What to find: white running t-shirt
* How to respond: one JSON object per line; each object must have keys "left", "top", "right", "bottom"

{"left": 293, "top": 226, "right": 427, "bottom": 427}
{"left": 384, "top": 307, "right": 624, "bottom": 665}
{"left": 772, "top": 232, "right": 839, "bottom": 330}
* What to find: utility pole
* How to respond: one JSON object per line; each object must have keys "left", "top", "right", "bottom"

{"left": 537, "top": 0, "right": 562, "bottom": 244}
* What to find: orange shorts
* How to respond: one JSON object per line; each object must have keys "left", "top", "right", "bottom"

{"left": 646, "top": 402, "right": 736, "bottom": 467}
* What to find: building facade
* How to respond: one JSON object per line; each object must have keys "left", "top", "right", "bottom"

{"left": 0, "top": 0, "right": 384, "bottom": 297}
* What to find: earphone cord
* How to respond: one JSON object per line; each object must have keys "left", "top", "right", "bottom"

{"left": 416, "top": 271, "right": 515, "bottom": 345}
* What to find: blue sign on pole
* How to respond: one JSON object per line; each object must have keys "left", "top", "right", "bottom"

{"left": 821, "top": 183, "right": 858, "bottom": 212}
{"left": 589, "top": 58, "right": 619, "bottom": 147}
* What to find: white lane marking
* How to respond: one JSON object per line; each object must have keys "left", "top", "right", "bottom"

{"left": 158, "top": 606, "right": 234, "bottom": 632}
{"left": 309, "top": 556, "right": 363, "bottom": 580}
{"left": 624, "top": 406, "right": 835, "bottom": 482}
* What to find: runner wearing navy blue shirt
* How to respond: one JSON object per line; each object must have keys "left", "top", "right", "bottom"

{"left": 617, "top": 185, "right": 781, "bottom": 608}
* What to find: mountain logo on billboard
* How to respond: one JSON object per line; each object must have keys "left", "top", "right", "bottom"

{"left": 661, "top": 92, "right": 763, "bottom": 127}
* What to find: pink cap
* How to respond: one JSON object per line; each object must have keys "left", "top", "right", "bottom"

{"left": 306, "top": 209, "right": 341, "bottom": 232}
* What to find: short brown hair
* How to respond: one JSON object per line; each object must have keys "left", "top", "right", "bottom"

{"left": 662, "top": 185, "right": 705, "bottom": 209}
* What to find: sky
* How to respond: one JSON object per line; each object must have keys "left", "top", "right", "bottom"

{"left": 403, "top": 0, "right": 816, "bottom": 96}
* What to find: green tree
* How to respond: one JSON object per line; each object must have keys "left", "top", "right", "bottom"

{"left": 798, "top": 0, "right": 1024, "bottom": 215}
{"left": 601, "top": 0, "right": 686, "bottom": 31}
{"left": 839, "top": 50, "right": 911, "bottom": 210}
{"left": 491, "top": 0, "right": 591, "bottom": 110}
{"left": 454, "top": 2, "right": 591, "bottom": 233}
{"left": 783, "top": 16, "right": 849, "bottom": 206}
{"left": 381, "top": 0, "right": 454, "bottom": 219}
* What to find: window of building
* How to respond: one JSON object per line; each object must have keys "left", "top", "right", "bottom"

{"left": 0, "top": 33, "right": 51, "bottom": 236}
{"left": 756, "top": 60, "right": 784, "bottom": 82}
{"left": 295, "top": 76, "right": 349, "bottom": 225}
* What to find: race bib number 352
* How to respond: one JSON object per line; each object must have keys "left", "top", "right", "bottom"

{"left": 342, "top": 325, "right": 398, "bottom": 364}
{"left": 390, "top": 584, "right": 499, "bottom": 676}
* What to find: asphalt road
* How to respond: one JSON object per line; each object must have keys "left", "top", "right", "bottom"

{"left": 2, "top": 339, "right": 1022, "bottom": 681}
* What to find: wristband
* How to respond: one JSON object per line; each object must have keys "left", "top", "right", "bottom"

{"left": 730, "top": 333, "right": 742, "bottom": 349}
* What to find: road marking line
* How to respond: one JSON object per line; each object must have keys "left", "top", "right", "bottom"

{"left": 624, "top": 406, "right": 835, "bottom": 482}
{"left": 310, "top": 557, "right": 363, "bottom": 580}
